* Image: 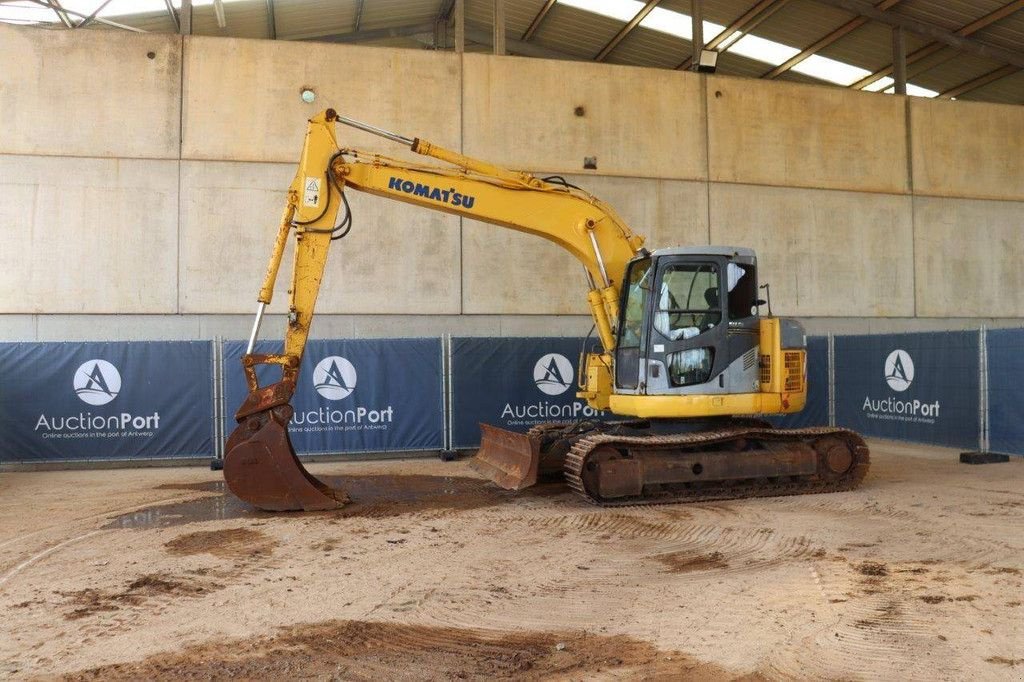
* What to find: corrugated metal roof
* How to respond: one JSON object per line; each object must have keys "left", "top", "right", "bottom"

{"left": 609, "top": 27, "right": 690, "bottom": 69}
{"left": 274, "top": 0, "right": 357, "bottom": 41}
{"left": 914, "top": 52, "right": 1006, "bottom": 92}
{"left": 898, "top": 0, "right": 1008, "bottom": 33}
{"left": 530, "top": 4, "right": 624, "bottom": 59}
{"left": 962, "top": 66, "right": 1024, "bottom": 103}
{"left": 972, "top": 11, "right": 1024, "bottom": 53}
{"left": 4, "top": 0, "right": 1021, "bottom": 105}
{"left": 358, "top": 0, "right": 439, "bottom": 32}
{"left": 466, "top": 0, "right": 550, "bottom": 38}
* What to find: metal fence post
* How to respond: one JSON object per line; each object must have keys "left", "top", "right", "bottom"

{"left": 446, "top": 334, "right": 455, "bottom": 452}
{"left": 979, "top": 326, "right": 989, "bottom": 453}
{"left": 828, "top": 333, "right": 836, "bottom": 427}
{"left": 210, "top": 335, "right": 225, "bottom": 467}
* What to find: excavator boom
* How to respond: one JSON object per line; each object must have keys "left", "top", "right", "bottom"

{"left": 224, "top": 110, "right": 646, "bottom": 510}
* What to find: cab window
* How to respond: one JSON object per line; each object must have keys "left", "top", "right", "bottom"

{"left": 726, "top": 262, "right": 756, "bottom": 319}
{"left": 615, "top": 257, "right": 651, "bottom": 389}
{"left": 618, "top": 257, "right": 651, "bottom": 349}
{"left": 653, "top": 263, "right": 721, "bottom": 341}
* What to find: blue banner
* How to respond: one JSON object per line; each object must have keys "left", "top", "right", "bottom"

{"left": 223, "top": 338, "right": 443, "bottom": 455}
{"left": 770, "top": 336, "right": 828, "bottom": 429}
{"left": 986, "top": 328, "right": 1024, "bottom": 455}
{"left": 834, "top": 332, "right": 979, "bottom": 449}
{"left": 451, "top": 337, "right": 605, "bottom": 448}
{"left": 0, "top": 341, "right": 213, "bottom": 462}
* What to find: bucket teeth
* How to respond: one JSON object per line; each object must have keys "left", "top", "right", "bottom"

{"left": 223, "top": 405, "right": 347, "bottom": 512}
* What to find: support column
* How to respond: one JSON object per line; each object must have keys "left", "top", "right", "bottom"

{"left": 892, "top": 25, "right": 907, "bottom": 95}
{"left": 455, "top": 0, "right": 465, "bottom": 53}
{"left": 266, "top": 0, "right": 276, "bottom": 39}
{"left": 690, "top": 0, "right": 703, "bottom": 71}
{"left": 180, "top": 0, "right": 192, "bottom": 34}
{"left": 493, "top": 0, "right": 506, "bottom": 55}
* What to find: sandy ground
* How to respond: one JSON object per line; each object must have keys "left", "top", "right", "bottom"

{"left": 0, "top": 440, "right": 1021, "bottom": 680}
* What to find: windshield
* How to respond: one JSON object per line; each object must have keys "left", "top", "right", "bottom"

{"left": 618, "top": 257, "right": 652, "bottom": 349}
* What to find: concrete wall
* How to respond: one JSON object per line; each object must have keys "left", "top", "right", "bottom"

{"left": 1, "top": 24, "right": 1022, "bottom": 342}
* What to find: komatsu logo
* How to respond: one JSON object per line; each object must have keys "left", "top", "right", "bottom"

{"left": 74, "top": 360, "right": 121, "bottom": 406}
{"left": 313, "top": 356, "right": 357, "bottom": 401}
{"left": 533, "top": 354, "right": 574, "bottom": 396}
{"left": 884, "top": 350, "right": 914, "bottom": 392}
{"left": 387, "top": 176, "right": 476, "bottom": 208}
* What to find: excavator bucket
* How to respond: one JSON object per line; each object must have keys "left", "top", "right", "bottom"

{"left": 471, "top": 423, "right": 541, "bottom": 490}
{"left": 224, "top": 403, "right": 348, "bottom": 512}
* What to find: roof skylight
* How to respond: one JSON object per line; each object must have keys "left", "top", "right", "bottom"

{"left": 558, "top": 0, "right": 938, "bottom": 96}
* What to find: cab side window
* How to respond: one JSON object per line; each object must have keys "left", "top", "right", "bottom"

{"left": 653, "top": 263, "right": 721, "bottom": 340}
{"left": 726, "top": 263, "right": 757, "bottom": 320}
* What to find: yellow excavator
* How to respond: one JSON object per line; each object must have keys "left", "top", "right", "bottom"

{"left": 224, "top": 110, "right": 869, "bottom": 511}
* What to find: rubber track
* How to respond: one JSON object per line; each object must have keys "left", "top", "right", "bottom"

{"left": 562, "top": 426, "right": 870, "bottom": 507}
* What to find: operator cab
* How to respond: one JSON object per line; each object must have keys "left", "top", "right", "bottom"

{"left": 615, "top": 246, "right": 763, "bottom": 396}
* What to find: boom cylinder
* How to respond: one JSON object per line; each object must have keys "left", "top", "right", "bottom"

{"left": 588, "top": 289, "right": 616, "bottom": 351}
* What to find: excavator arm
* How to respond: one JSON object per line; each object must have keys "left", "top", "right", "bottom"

{"left": 225, "top": 110, "right": 646, "bottom": 510}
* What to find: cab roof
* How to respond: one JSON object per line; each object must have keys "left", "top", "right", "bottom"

{"left": 648, "top": 246, "right": 756, "bottom": 260}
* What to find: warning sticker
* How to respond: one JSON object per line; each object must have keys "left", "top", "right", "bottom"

{"left": 303, "top": 176, "right": 321, "bottom": 207}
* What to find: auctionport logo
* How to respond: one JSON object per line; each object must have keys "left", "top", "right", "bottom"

{"left": 74, "top": 360, "right": 121, "bottom": 406}
{"left": 884, "top": 350, "right": 914, "bottom": 392}
{"left": 533, "top": 354, "right": 573, "bottom": 396}
{"left": 862, "top": 348, "right": 939, "bottom": 423}
{"left": 295, "top": 355, "right": 393, "bottom": 431}
{"left": 34, "top": 359, "right": 160, "bottom": 436}
{"left": 313, "top": 356, "right": 357, "bottom": 401}
{"left": 501, "top": 351, "right": 598, "bottom": 423}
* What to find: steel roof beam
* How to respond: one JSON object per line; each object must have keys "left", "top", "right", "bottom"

{"left": 763, "top": 0, "right": 901, "bottom": 78}
{"left": 812, "top": 0, "right": 1024, "bottom": 70}
{"left": 522, "top": 0, "right": 556, "bottom": 41}
{"left": 25, "top": 0, "right": 146, "bottom": 31}
{"left": 164, "top": 0, "right": 179, "bottom": 32}
{"left": 595, "top": 0, "right": 661, "bottom": 62}
{"left": 850, "top": 0, "right": 1024, "bottom": 89}
{"left": 304, "top": 22, "right": 437, "bottom": 44}
{"left": 465, "top": 26, "right": 577, "bottom": 59}
{"left": 75, "top": 0, "right": 115, "bottom": 29}
{"left": 48, "top": 0, "right": 73, "bottom": 27}
{"left": 940, "top": 64, "right": 1019, "bottom": 99}
{"left": 677, "top": 0, "right": 789, "bottom": 70}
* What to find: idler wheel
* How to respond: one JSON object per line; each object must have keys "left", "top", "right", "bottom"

{"left": 814, "top": 437, "right": 854, "bottom": 478}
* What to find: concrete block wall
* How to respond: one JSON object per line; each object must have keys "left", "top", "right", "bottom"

{"left": 1, "top": 24, "right": 1023, "bottom": 342}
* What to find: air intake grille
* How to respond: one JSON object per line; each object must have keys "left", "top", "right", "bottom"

{"left": 760, "top": 354, "right": 771, "bottom": 385}
{"left": 743, "top": 348, "right": 757, "bottom": 371}
{"left": 784, "top": 352, "right": 803, "bottom": 392}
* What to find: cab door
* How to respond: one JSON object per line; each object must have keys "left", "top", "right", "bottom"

{"left": 643, "top": 257, "right": 730, "bottom": 394}
{"left": 614, "top": 256, "right": 652, "bottom": 392}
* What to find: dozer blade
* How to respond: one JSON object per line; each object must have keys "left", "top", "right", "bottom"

{"left": 224, "top": 404, "right": 348, "bottom": 512}
{"left": 471, "top": 423, "right": 540, "bottom": 490}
